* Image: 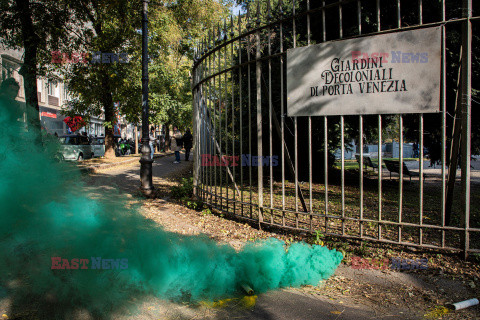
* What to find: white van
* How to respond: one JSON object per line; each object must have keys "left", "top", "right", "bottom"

{"left": 90, "top": 137, "right": 105, "bottom": 157}
{"left": 58, "top": 135, "right": 94, "bottom": 161}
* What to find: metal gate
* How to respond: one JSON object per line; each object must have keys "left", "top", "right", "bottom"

{"left": 192, "top": 0, "right": 479, "bottom": 257}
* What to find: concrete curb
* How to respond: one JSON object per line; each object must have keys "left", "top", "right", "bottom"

{"left": 79, "top": 152, "right": 175, "bottom": 174}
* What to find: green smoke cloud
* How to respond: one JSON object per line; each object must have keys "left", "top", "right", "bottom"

{"left": 0, "top": 100, "right": 343, "bottom": 318}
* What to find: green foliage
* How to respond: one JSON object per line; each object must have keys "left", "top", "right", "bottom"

{"left": 355, "top": 242, "right": 370, "bottom": 256}
{"left": 202, "top": 208, "right": 212, "bottom": 216}
{"left": 178, "top": 195, "right": 204, "bottom": 211}
{"left": 0, "top": 0, "right": 71, "bottom": 62}
{"left": 186, "top": 199, "right": 204, "bottom": 211}
{"left": 170, "top": 177, "right": 194, "bottom": 199}
{"left": 0, "top": 0, "right": 233, "bottom": 140}
{"left": 62, "top": 1, "right": 139, "bottom": 112}
{"left": 366, "top": 221, "right": 376, "bottom": 230}
{"left": 122, "top": 0, "right": 233, "bottom": 130}
{"left": 312, "top": 230, "right": 324, "bottom": 246}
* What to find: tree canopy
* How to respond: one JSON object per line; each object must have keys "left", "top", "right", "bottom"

{"left": 1, "top": 0, "right": 233, "bottom": 156}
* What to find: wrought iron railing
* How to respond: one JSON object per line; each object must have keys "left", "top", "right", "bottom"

{"left": 192, "top": 0, "right": 479, "bottom": 257}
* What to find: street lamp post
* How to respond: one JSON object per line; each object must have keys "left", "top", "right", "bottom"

{"left": 140, "top": 0, "right": 153, "bottom": 195}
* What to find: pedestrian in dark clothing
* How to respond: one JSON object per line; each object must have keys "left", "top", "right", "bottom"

{"left": 183, "top": 129, "right": 193, "bottom": 161}
{"left": 0, "top": 78, "right": 21, "bottom": 123}
{"left": 413, "top": 142, "right": 419, "bottom": 158}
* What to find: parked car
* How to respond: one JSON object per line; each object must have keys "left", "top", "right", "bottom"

{"left": 90, "top": 137, "right": 105, "bottom": 158}
{"left": 58, "top": 135, "right": 94, "bottom": 161}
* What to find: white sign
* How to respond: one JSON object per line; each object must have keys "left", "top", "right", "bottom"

{"left": 287, "top": 27, "right": 442, "bottom": 116}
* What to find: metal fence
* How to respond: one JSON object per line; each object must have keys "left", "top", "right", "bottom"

{"left": 192, "top": 0, "right": 479, "bottom": 257}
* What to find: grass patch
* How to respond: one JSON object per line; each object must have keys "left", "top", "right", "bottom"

{"left": 334, "top": 158, "right": 424, "bottom": 170}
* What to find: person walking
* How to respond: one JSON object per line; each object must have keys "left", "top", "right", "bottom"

{"left": 183, "top": 129, "right": 193, "bottom": 161}
{"left": 171, "top": 127, "right": 183, "bottom": 163}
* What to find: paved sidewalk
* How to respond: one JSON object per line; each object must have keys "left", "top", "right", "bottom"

{"left": 403, "top": 159, "right": 480, "bottom": 184}
{"left": 78, "top": 151, "right": 175, "bottom": 173}
{"left": 83, "top": 152, "right": 191, "bottom": 196}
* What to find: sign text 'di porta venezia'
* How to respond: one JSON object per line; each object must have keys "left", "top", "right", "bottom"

{"left": 287, "top": 27, "right": 442, "bottom": 116}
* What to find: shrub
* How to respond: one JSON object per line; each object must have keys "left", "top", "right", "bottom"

{"left": 186, "top": 199, "right": 204, "bottom": 211}
{"left": 171, "top": 177, "right": 193, "bottom": 199}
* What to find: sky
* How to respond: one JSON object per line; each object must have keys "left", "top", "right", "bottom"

{"left": 230, "top": 3, "right": 245, "bottom": 16}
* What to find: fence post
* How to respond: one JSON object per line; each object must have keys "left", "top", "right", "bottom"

{"left": 192, "top": 68, "right": 198, "bottom": 196}
{"left": 256, "top": 2, "right": 263, "bottom": 225}
{"left": 460, "top": 0, "right": 472, "bottom": 259}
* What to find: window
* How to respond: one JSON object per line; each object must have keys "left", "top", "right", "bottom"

{"left": 63, "top": 84, "right": 69, "bottom": 101}
{"left": 47, "top": 81, "right": 57, "bottom": 96}
{"left": 60, "top": 137, "right": 77, "bottom": 145}
{"left": 47, "top": 82, "right": 53, "bottom": 95}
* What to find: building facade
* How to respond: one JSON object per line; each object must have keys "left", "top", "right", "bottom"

{"left": 1, "top": 45, "right": 105, "bottom": 137}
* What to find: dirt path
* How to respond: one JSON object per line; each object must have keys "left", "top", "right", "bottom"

{"left": 73, "top": 154, "right": 480, "bottom": 320}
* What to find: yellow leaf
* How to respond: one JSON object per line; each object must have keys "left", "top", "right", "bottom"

{"left": 331, "top": 311, "right": 342, "bottom": 315}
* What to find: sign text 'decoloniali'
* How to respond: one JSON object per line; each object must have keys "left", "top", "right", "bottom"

{"left": 287, "top": 27, "right": 442, "bottom": 116}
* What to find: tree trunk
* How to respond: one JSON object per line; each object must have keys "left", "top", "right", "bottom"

{"left": 16, "top": 0, "right": 40, "bottom": 131}
{"left": 89, "top": 12, "right": 118, "bottom": 159}
{"left": 101, "top": 68, "right": 116, "bottom": 159}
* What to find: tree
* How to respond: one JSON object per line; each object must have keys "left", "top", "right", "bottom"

{"left": 0, "top": 0, "right": 71, "bottom": 130}
{"left": 52, "top": 0, "right": 140, "bottom": 158}
{"left": 61, "top": 0, "right": 232, "bottom": 158}
{"left": 119, "top": 0, "right": 233, "bottom": 131}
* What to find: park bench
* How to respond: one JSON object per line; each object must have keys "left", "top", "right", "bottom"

{"left": 355, "top": 154, "right": 378, "bottom": 171}
{"left": 383, "top": 159, "right": 426, "bottom": 181}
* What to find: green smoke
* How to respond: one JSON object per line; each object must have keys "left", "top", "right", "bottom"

{"left": 0, "top": 101, "right": 343, "bottom": 318}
